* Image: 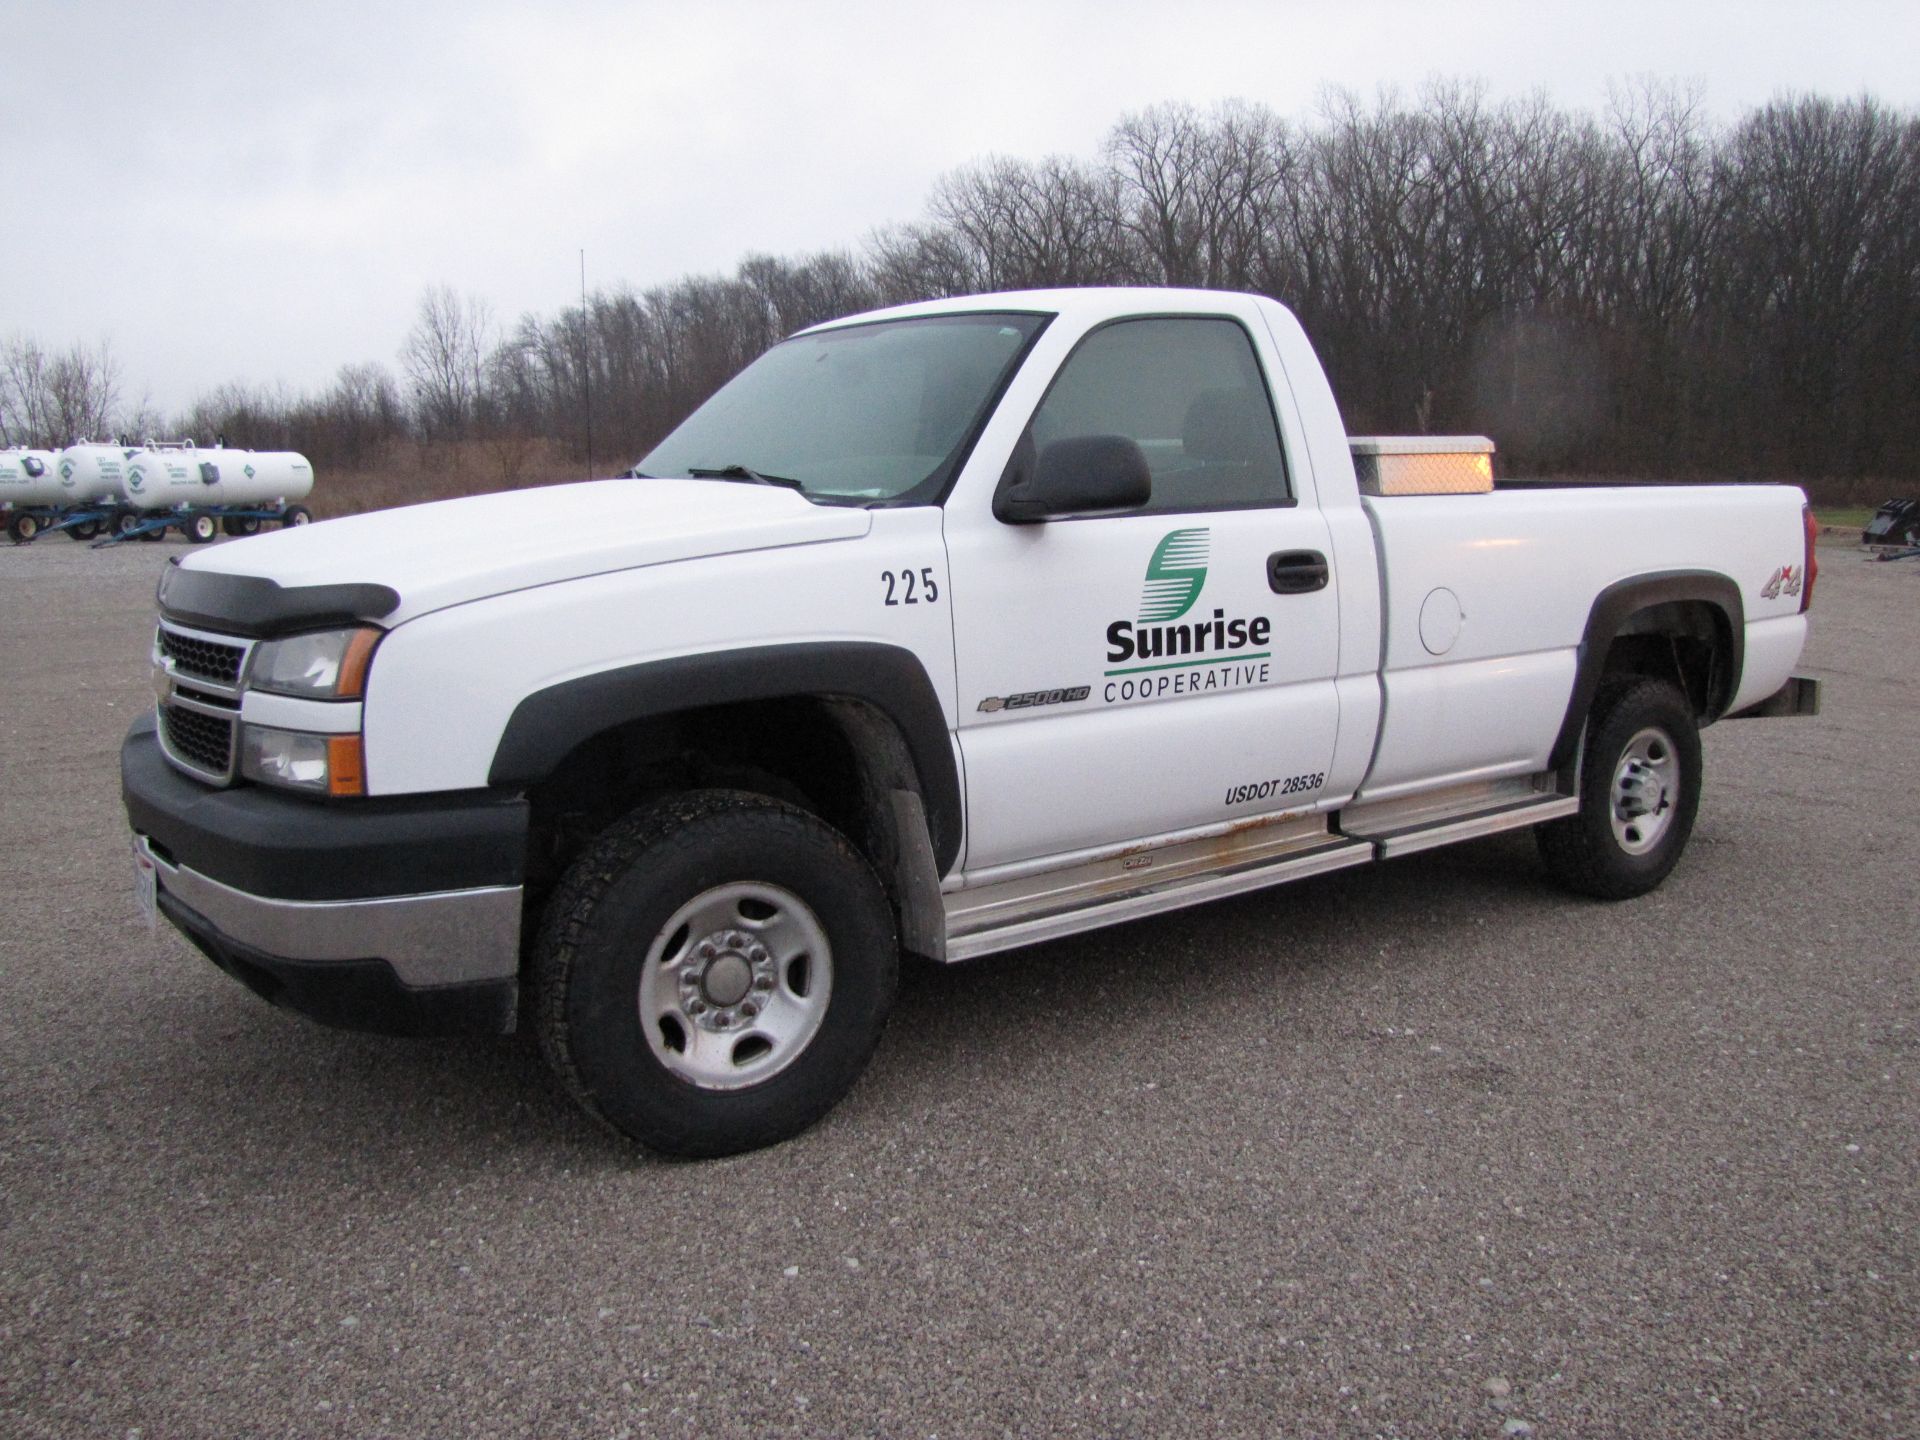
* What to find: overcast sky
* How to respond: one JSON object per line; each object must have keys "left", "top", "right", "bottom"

{"left": 8, "top": 0, "right": 1917, "bottom": 417}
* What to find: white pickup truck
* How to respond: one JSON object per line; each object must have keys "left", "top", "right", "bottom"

{"left": 123, "top": 288, "right": 1820, "bottom": 1156}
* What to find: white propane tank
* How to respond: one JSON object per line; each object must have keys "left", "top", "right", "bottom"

{"left": 0, "top": 448, "right": 65, "bottom": 508}
{"left": 54, "top": 442, "right": 134, "bottom": 505}
{"left": 120, "top": 443, "right": 210, "bottom": 511}
{"left": 195, "top": 448, "right": 314, "bottom": 507}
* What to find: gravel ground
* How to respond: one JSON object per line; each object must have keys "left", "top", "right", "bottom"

{"left": 0, "top": 532, "right": 1913, "bottom": 1439}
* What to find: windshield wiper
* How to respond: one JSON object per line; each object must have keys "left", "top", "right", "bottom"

{"left": 685, "top": 464, "right": 806, "bottom": 492}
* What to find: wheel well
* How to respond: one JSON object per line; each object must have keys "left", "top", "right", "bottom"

{"left": 520, "top": 696, "right": 943, "bottom": 959}
{"left": 1600, "top": 600, "right": 1733, "bottom": 719}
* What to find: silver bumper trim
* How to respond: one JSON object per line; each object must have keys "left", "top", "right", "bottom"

{"left": 136, "top": 835, "right": 522, "bottom": 988}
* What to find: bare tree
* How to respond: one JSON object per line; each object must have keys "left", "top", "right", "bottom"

{"left": 1, "top": 335, "right": 120, "bottom": 446}
{"left": 0, "top": 334, "right": 54, "bottom": 446}
{"left": 400, "top": 285, "right": 494, "bottom": 442}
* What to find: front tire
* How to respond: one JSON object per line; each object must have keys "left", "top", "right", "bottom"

{"left": 7, "top": 512, "right": 39, "bottom": 543}
{"left": 185, "top": 513, "right": 218, "bottom": 543}
{"left": 1537, "top": 677, "right": 1702, "bottom": 899}
{"left": 281, "top": 505, "right": 312, "bottom": 528}
{"left": 533, "top": 790, "right": 898, "bottom": 1158}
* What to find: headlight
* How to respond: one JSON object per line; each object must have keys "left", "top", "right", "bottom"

{"left": 239, "top": 725, "right": 366, "bottom": 796}
{"left": 249, "top": 627, "right": 380, "bottom": 699}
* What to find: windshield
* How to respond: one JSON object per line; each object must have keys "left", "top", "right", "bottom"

{"left": 637, "top": 312, "right": 1048, "bottom": 505}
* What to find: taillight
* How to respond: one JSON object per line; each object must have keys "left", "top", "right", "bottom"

{"left": 1801, "top": 504, "right": 1818, "bottom": 613}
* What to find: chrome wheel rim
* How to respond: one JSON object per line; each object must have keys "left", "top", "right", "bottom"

{"left": 1610, "top": 726, "right": 1678, "bottom": 855}
{"left": 636, "top": 881, "right": 833, "bottom": 1090}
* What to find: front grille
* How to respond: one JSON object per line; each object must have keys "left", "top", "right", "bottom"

{"left": 158, "top": 628, "right": 246, "bottom": 685}
{"left": 162, "top": 705, "right": 234, "bottom": 777}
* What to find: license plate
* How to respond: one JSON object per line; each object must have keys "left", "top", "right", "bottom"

{"left": 132, "top": 840, "right": 157, "bottom": 931}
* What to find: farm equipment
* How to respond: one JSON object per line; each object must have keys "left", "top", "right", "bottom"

{"left": 89, "top": 442, "right": 315, "bottom": 547}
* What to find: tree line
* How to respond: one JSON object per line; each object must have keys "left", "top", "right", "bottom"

{"left": 7, "top": 84, "right": 1915, "bottom": 497}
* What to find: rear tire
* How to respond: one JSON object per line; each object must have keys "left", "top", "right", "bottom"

{"left": 185, "top": 513, "right": 217, "bottom": 544}
{"left": 1537, "top": 677, "right": 1702, "bottom": 899}
{"left": 8, "top": 512, "right": 39, "bottom": 544}
{"left": 282, "top": 505, "right": 312, "bottom": 528}
{"left": 534, "top": 790, "right": 898, "bottom": 1158}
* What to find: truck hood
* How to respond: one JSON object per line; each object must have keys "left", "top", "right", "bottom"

{"left": 177, "top": 479, "right": 872, "bottom": 623}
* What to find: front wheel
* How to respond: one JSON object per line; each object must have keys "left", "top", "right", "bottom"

{"left": 281, "top": 505, "right": 312, "bottom": 528}
{"left": 185, "top": 513, "right": 218, "bottom": 543}
{"left": 533, "top": 790, "right": 898, "bottom": 1157}
{"left": 1537, "top": 677, "right": 1702, "bottom": 899}
{"left": 8, "top": 512, "right": 39, "bottom": 544}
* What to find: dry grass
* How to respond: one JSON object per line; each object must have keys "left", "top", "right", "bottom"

{"left": 311, "top": 439, "right": 606, "bottom": 519}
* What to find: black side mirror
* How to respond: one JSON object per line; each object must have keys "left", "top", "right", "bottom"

{"left": 995, "top": 434, "right": 1151, "bottom": 524}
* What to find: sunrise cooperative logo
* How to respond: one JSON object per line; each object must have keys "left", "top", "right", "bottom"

{"left": 1138, "top": 528, "right": 1209, "bottom": 621}
{"left": 1102, "top": 526, "right": 1273, "bottom": 702}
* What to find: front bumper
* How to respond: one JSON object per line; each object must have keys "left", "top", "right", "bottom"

{"left": 122, "top": 716, "right": 529, "bottom": 1036}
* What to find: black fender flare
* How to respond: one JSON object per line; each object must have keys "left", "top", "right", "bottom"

{"left": 1548, "top": 570, "right": 1744, "bottom": 770}
{"left": 487, "top": 642, "right": 963, "bottom": 873}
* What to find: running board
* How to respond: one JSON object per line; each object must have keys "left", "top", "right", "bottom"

{"left": 941, "top": 775, "right": 1578, "bottom": 962}
{"left": 945, "top": 820, "right": 1373, "bottom": 962}
{"left": 1340, "top": 789, "right": 1577, "bottom": 859}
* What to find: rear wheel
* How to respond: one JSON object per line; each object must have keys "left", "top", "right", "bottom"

{"left": 281, "top": 505, "right": 311, "bottom": 528}
{"left": 8, "top": 512, "right": 40, "bottom": 544}
{"left": 1537, "top": 677, "right": 1702, "bottom": 899}
{"left": 534, "top": 790, "right": 898, "bottom": 1158}
{"left": 185, "top": 513, "right": 218, "bottom": 543}
{"left": 112, "top": 508, "right": 142, "bottom": 539}
{"left": 69, "top": 518, "right": 103, "bottom": 541}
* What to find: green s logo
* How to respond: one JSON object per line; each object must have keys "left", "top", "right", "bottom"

{"left": 1139, "top": 528, "right": 1209, "bottom": 622}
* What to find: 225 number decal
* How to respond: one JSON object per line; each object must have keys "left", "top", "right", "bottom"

{"left": 882, "top": 568, "right": 940, "bottom": 606}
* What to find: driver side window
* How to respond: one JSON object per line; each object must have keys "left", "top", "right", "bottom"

{"left": 1027, "top": 317, "right": 1292, "bottom": 514}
